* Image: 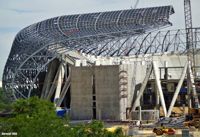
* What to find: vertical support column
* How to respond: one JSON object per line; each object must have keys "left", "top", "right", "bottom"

{"left": 153, "top": 61, "right": 167, "bottom": 117}
{"left": 164, "top": 61, "right": 168, "bottom": 80}
{"left": 92, "top": 69, "right": 96, "bottom": 119}
{"left": 119, "top": 65, "right": 128, "bottom": 121}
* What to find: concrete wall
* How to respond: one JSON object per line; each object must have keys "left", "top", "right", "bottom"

{"left": 95, "top": 66, "right": 120, "bottom": 120}
{"left": 70, "top": 67, "right": 93, "bottom": 120}
{"left": 70, "top": 65, "right": 120, "bottom": 120}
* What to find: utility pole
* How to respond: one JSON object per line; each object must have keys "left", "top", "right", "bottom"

{"left": 184, "top": 0, "right": 199, "bottom": 108}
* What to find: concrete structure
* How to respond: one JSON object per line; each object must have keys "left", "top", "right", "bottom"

{"left": 69, "top": 53, "right": 200, "bottom": 120}
{"left": 70, "top": 66, "right": 120, "bottom": 120}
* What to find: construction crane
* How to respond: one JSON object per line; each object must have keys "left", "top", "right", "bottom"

{"left": 131, "top": 0, "right": 139, "bottom": 9}
{"left": 184, "top": 0, "right": 199, "bottom": 109}
{"left": 134, "top": 0, "right": 139, "bottom": 9}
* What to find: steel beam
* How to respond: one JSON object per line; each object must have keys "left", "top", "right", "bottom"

{"left": 153, "top": 61, "right": 167, "bottom": 117}
{"left": 130, "top": 62, "right": 153, "bottom": 112}
{"left": 167, "top": 62, "right": 188, "bottom": 117}
{"left": 56, "top": 67, "right": 71, "bottom": 107}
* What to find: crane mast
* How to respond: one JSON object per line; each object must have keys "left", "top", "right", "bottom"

{"left": 134, "top": 0, "right": 139, "bottom": 9}
{"left": 184, "top": 0, "right": 199, "bottom": 108}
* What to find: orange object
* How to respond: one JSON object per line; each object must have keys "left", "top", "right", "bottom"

{"left": 153, "top": 128, "right": 175, "bottom": 135}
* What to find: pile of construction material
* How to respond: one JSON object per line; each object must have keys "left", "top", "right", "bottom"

{"left": 155, "top": 116, "right": 185, "bottom": 128}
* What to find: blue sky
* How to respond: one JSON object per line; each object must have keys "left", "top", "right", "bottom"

{"left": 0, "top": 0, "right": 200, "bottom": 80}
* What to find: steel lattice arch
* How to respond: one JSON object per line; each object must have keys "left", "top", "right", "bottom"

{"left": 4, "top": 5, "right": 196, "bottom": 101}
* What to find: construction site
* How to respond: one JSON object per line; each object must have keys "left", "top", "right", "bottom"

{"left": 2, "top": 0, "right": 200, "bottom": 136}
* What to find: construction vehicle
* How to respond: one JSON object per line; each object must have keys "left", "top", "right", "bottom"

{"left": 153, "top": 127, "right": 175, "bottom": 136}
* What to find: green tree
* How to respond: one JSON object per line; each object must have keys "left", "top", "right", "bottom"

{"left": 0, "top": 87, "right": 11, "bottom": 111}
{"left": 0, "top": 97, "right": 72, "bottom": 137}
{"left": 0, "top": 97, "right": 127, "bottom": 137}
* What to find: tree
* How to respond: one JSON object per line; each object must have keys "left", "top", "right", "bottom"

{"left": 0, "top": 88, "right": 11, "bottom": 111}
{"left": 0, "top": 97, "right": 72, "bottom": 137}
{"left": 0, "top": 97, "right": 127, "bottom": 137}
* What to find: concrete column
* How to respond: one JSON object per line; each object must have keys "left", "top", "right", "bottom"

{"left": 164, "top": 61, "right": 168, "bottom": 80}
{"left": 119, "top": 65, "right": 128, "bottom": 121}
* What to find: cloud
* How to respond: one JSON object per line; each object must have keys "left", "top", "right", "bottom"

{"left": 9, "top": 8, "right": 44, "bottom": 14}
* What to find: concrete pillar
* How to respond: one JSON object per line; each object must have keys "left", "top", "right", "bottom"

{"left": 164, "top": 61, "right": 168, "bottom": 80}
{"left": 119, "top": 65, "right": 128, "bottom": 121}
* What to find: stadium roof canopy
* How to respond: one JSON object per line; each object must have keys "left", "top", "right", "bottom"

{"left": 3, "top": 6, "right": 175, "bottom": 100}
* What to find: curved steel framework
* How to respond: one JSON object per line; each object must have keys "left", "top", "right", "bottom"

{"left": 3, "top": 6, "right": 177, "bottom": 100}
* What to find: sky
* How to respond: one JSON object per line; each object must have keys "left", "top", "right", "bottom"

{"left": 0, "top": 0, "right": 200, "bottom": 80}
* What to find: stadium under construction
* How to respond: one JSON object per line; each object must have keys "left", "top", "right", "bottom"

{"left": 2, "top": 3, "right": 200, "bottom": 122}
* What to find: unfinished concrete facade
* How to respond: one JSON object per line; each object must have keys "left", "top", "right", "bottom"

{"left": 68, "top": 53, "right": 200, "bottom": 120}
{"left": 70, "top": 66, "right": 120, "bottom": 120}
